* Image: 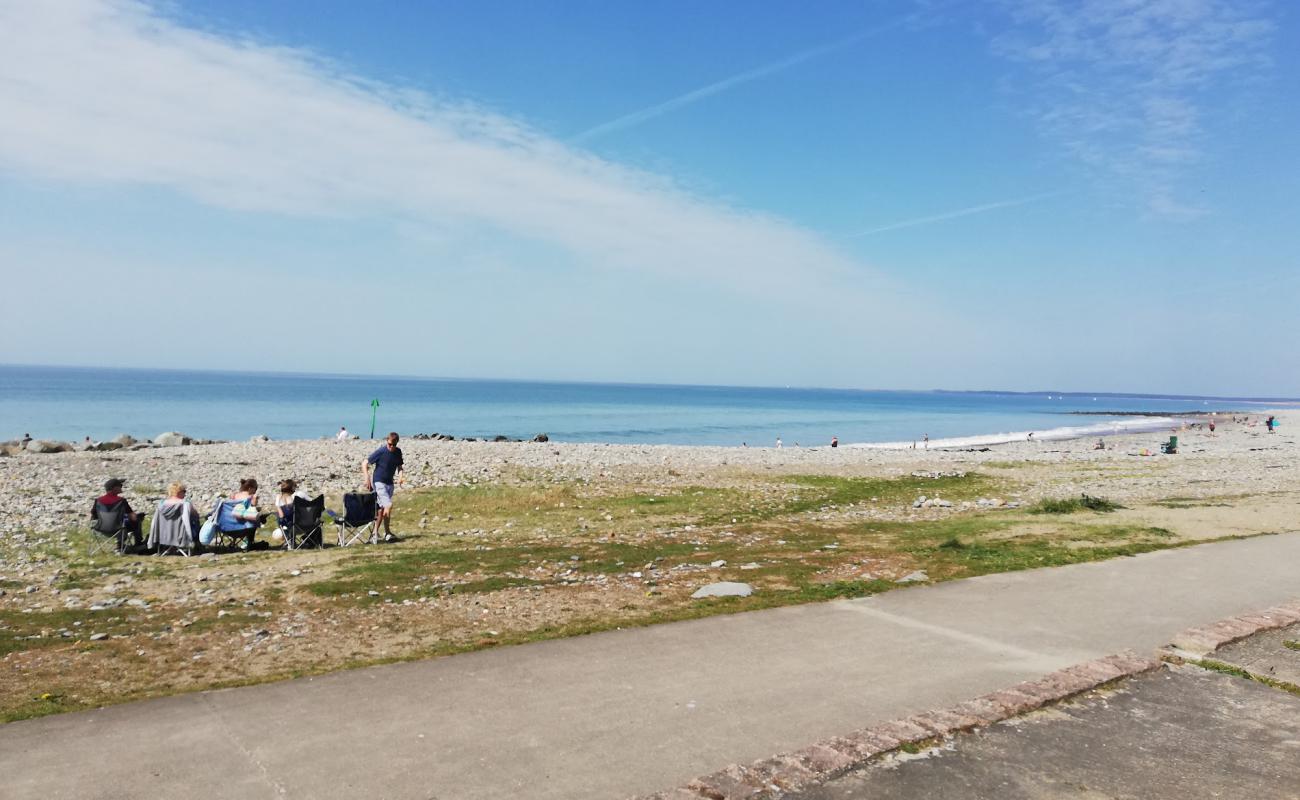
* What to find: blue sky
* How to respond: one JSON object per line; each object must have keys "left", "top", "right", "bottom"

{"left": 1, "top": 0, "right": 1296, "bottom": 395}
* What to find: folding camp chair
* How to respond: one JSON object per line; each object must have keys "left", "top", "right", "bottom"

{"left": 212, "top": 499, "right": 260, "bottom": 550}
{"left": 334, "top": 492, "right": 377, "bottom": 546}
{"left": 88, "top": 499, "right": 132, "bottom": 556}
{"left": 286, "top": 494, "right": 325, "bottom": 550}
{"left": 1160, "top": 435, "right": 1178, "bottom": 454}
{"left": 151, "top": 500, "right": 197, "bottom": 557}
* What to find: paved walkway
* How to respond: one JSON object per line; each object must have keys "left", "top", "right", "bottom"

{"left": 790, "top": 661, "right": 1300, "bottom": 799}
{"left": 3, "top": 534, "right": 1298, "bottom": 800}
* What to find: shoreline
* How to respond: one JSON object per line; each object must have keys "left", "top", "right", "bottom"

{"left": 852, "top": 415, "right": 1192, "bottom": 450}
{"left": 4, "top": 411, "right": 1274, "bottom": 455}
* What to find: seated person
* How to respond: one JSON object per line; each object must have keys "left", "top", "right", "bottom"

{"left": 273, "top": 478, "right": 303, "bottom": 528}
{"left": 149, "top": 482, "right": 202, "bottom": 550}
{"left": 90, "top": 477, "right": 143, "bottom": 549}
{"left": 230, "top": 478, "right": 269, "bottom": 550}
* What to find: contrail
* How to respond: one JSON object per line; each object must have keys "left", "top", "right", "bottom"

{"left": 574, "top": 16, "right": 911, "bottom": 143}
{"left": 847, "top": 192, "right": 1060, "bottom": 237}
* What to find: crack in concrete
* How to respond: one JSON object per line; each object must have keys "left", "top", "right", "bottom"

{"left": 201, "top": 693, "right": 289, "bottom": 798}
{"left": 840, "top": 602, "right": 1073, "bottom": 671}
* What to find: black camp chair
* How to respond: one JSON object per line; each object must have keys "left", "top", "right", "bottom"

{"left": 286, "top": 494, "right": 325, "bottom": 550}
{"left": 88, "top": 499, "right": 134, "bottom": 556}
{"left": 334, "top": 492, "right": 377, "bottom": 547}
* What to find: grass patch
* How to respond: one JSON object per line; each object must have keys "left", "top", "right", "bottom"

{"left": 448, "top": 576, "right": 544, "bottom": 595}
{"left": 789, "top": 579, "right": 897, "bottom": 602}
{"left": 0, "top": 608, "right": 143, "bottom": 656}
{"left": 1030, "top": 494, "right": 1123, "bottom": 514}
{"left": 764, "top": 473, "right": 998, "bottom": 518}
{"left": 1283, "top": 640, "right": 1299, "bottom": 652}
{"left": 1152, "top": 495, "right": 1238, "bottom": 509}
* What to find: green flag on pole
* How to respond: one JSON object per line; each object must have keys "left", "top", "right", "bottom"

{"left": 369, "top": 398, "right": 380, "bottom": 439}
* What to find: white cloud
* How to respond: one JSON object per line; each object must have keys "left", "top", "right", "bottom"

{"left": 0, "top": 0, "right": 888, "bottom": 307}
{"left": 992, "top": 0, "right": 1274, "bottom": 216}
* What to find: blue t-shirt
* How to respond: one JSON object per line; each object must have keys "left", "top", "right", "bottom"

{"left": 368, "top": 445, "right": 404, "bottom": 485}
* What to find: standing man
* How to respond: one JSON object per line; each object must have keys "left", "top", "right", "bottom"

{"left": 363, "top": 431, "right": 404, "bottom": 543}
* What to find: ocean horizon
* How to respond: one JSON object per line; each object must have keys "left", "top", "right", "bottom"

{"left": 1, "top": 364, "right": 1293, "bottom": 447}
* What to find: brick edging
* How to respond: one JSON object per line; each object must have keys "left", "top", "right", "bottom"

{"left": 1161, "top": 599, "right": 1300, "bottom": 660}
{"left": 634, "top": 598, "right": 1300, "bottom": 800}
{"left": 632, "top": 651, "right": 1160, "bottom": 800}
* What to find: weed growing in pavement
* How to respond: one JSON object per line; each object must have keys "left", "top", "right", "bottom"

{"left": 1189, "top": 658, "right": 1300, "bottom": 698}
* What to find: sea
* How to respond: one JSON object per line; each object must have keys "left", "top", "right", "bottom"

{"left": 0, "top": 364, "right": 1290, "bottom": 448}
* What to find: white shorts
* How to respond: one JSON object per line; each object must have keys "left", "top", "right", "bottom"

{"left": 374, "top": 482, "right": 395, "bottom": 509}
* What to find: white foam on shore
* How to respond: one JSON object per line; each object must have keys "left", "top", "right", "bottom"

{"left": 847, "top": 416, "right": 1182, "bottom": 450}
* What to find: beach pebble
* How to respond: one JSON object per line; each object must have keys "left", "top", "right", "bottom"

{"left": 691, "top": 582, "right": 753, "bottom": 599}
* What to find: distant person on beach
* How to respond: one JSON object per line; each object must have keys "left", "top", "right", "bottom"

{"left": 364, "top": 432, "right": 404, "bottom": 543}
{"left": 336, "top": 426, "right": 349, "bottom": 442}
{"left": 1208, "top": 419, "right": 1216, "bottom": 433}
{"left": 20, "top": 433, "right": 31, "bottom": 448}
{"left": 775, "top": 437, "right": 782, "bottom": 449}
{"left": 1094, "top": 438, "right": 1105, "bottom": 450}
{"left": 830, "top": 436, "right": 838, "bottom": 448}
{"left": 1266, "top": 416, "right": 1276, "bottom": 433}
{"left": 1027, "top": 432, "right": 1035, "bottom": 442}
{"left": 923, "top": 433, "right": 929, "bottom": 449}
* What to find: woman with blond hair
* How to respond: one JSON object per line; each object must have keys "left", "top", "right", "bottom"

{"left": 148, "top": 482, "right": 201, "bottom": 554}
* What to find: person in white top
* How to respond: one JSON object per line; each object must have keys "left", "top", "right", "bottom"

{"left": 336, "top": 426, "right": 348, "bottom": 442}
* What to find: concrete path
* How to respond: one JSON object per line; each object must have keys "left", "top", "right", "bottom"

{"left": 790, "top": 662, "right": 1300, "bottom": 799}
{"left": 3, "top": 534, "right": 1298, "bottom": 800}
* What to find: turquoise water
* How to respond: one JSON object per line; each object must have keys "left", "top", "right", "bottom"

{"left": 0, "top": 365, "right": 1285, "bottom": 446}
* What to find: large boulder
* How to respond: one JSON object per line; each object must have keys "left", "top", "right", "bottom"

{"left": 249, "top": 434, "right": 269, "bottom": 443}
{"left": 110, "top": 434, "right": 137, "bottom": 447}
{"left": 26, "top": 439, "right": 72, "bottom": 454}
{"left": 532, "top": 433, "right": 549, "bottom": 443}
{"left": 154, "top": 431, "right": 192, "bottom": 447}
{"left": 93, "top": 441, "right": 125, "bottom": 451}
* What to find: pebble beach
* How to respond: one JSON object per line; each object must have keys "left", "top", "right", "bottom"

{"left": 2, "top": 411, "right": 1294, "bottom": 539}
